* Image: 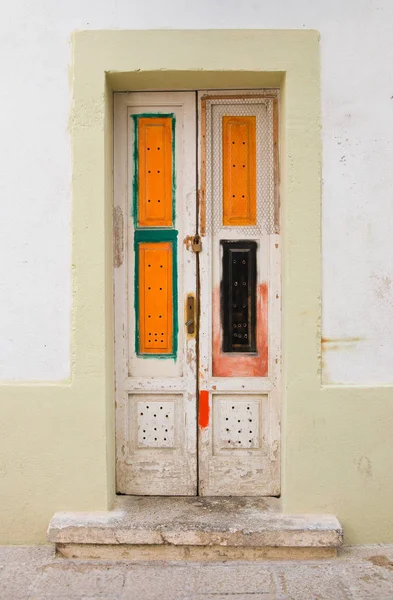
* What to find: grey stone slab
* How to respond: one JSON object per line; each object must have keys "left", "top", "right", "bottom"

{"left": 0, "top": 563, "right": 42, "bottom": 599}
{"left": 47, "top": 496, "right": 342, "bottom": 549}
{"left": 193, "top": 564, "right": 276, "bottom": 594}
{"left": 0, "top": 545, "right": 54, "bottom": 565}
{"left": 184, "top": 596, "right": 278, "bottom": 600}
{"left": 343, "top": 563, "right": 393, "bottom": 599}
{"left": 122, "top": 565, "right": 196, "bottom": 599}
{"left": 5, "top": 545, "right": 393, "bottom": 600}
{"left": 274, "top": 564, "right": 352, "bottom": 600}
{"left": 339, "top": 544, "right": 393, "bottom": 561}
{"left": 31, "top": 563, "right": 126, "bottom": 598}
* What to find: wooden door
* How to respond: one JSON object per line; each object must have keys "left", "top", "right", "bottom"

{"left": 197, "top": 91, "right": 281, "bottom": 496}
{"left": 114, "top": 92, "right": 198, "bottom": 495}
{"left": 114, "top": 90, "right": 281, "bottom": 497}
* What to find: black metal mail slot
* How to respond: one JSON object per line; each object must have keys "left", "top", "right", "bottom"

{"left": 221, "top": 240, "right": 257, "bottom": 353}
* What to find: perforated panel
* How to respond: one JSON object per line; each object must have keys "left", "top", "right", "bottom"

{"left": 138, "top": 242, "right": 173, "bottom": 354}
{"left": 222, "top": 116, "right": 256, "bottom": 226}
{"left": 137, "top": 117, "right": 173, "bottom": 227}
{"left": 137, "top": 400, "right": 175, "bottom": 448}
{"left": 216, "top": 398, "right": 261, "bottom": 450}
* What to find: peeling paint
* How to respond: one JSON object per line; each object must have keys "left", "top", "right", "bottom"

{"left": 212, "top": 283, "right": 268, "bottom": 377}
{"left": 113, "top": 206, "right": 124, "bottom": 268}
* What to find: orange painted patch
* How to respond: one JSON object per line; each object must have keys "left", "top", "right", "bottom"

{"left": 139, "top": 242, "right": 173, "bottom": 354}
{"left": 138, "top": 117, "right": 173, "bottom": 227}
{"left": 212, "top": 283, "right": 268, "bottom": 377}
{"left": 222, "top": 116, "right": 256, "bottom": 226}
{"left": 198, "top": 390, "right": 210, "bottom": 428}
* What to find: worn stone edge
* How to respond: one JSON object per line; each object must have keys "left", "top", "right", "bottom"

{"left": 47, "top": 515, "right": 343, "bottom": 548}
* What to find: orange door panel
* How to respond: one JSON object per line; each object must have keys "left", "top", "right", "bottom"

{"left": 222, "top": 116, "right": 257, "bottom": 226}
{"left": 138, "top": 117, "right": 173, "bottom": 227}
{"left": 138, "top": 242, "right": 173, "bottom": 354}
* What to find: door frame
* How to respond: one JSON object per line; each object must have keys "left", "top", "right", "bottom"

{"left": 113, "top": 89, "right": 281, "bottom": 496}
{"left": 68, "top": 28, "right": 321, "bottom": 517}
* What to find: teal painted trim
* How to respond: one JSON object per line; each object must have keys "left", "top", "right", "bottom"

{"left": 171, "top": 117, "right": 176, "bottom": 226}
{"left": 134, "top": 229, "right": 178, "bottom": 243}
{"left": 131, "top": 115, "right": 139, "bottom": 224}
{"left": 134, "top": 230, "right": 178, "bottom": 360}
{"left": 130, "top": 113, "right": 176, "bottom": 228}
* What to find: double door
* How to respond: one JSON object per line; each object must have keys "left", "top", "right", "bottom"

{"left": 114, "top": 91, "right": 280, "bottom": 496}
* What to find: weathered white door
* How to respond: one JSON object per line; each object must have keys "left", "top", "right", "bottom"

{"left": 114, "top": 90, "right": 280, "bottom": 496}
{"left": 114, "top": 92, "right": 198, "bottom": 495}
{"left": 197, "top": 91, "right": 281, "bottom": 496}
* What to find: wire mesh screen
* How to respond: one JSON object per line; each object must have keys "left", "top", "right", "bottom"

{"left": 204, "top": 96, "right": 277, "bottom": 235}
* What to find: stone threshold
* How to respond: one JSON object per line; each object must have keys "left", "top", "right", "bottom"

{"left": 47, "top": 496, "right": 343, "bottom": 561}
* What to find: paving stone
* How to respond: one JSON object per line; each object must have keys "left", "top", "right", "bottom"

{"left": 185, "top": 596, "right": 278, "bottom": 600}
{"left": 3, "top": 545, "right": 393, "bottom": 600}
{"left": 193, "top": 564, "right": 276, "bottom": 595}
{"left": 274, "top": 564, "right": 352, "bottom": 599}
{"left": 122, "top": 564, "right": 195, "bottom": 599}
{"left": 0, "top": 563, "right": 41, "bottom": 600}
{"left": 31, "top": 562, "right": 126, "bottom": 598}
{"left": 0, "top": 545, "right": 54, "bottom": 565}
{"left": 343, "top": 563, "right": 393, "bottom": 599}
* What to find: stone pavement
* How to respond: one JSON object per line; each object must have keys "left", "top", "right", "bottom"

{"left": 2, "top": 545, "right": 393, "bottom": 599}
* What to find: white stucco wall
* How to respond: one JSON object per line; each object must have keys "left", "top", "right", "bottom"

{"left": 0, "top": 0, "right": 392, "bottom": 383}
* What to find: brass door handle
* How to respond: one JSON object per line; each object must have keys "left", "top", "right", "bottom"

{"left": 186, "top": 295, "right": 196, "bottom": 335}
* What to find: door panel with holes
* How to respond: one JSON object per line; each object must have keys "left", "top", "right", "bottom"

{"left": 114, "top": 92, "right": 197, "bottom": 495}
{"left": 198, "top": 91, "right": 281, "bottom": 496}
{"left": 114, "top": 90, "right": 280, "bottom": 497}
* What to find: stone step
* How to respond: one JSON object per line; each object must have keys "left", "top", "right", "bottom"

{"left": 47, "top": 496, "right": 343, "bottom": 561}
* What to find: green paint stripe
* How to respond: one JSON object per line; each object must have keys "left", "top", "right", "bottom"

{"left": 134, "top": 229, "right": 178, "bottom": 243}
{"left": 130, "top": 113, "right": 176, "bottom": 228}
{"left": 134, "top": 231, "right": 178, "bottom": 360}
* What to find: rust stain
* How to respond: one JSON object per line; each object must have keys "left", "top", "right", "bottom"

{"left": 322, "top": 337, "right": 363, "bottom": 352}
{"left": 212, "top": 283, "right": 268, "bottom": 377}
{"left": 183, "top": 235, "right": 194, "bottom": 251}
{"left": 199, "top": 98, "right": 207, "bottom": 236}
{"left": 198, "top": 390, "right": 210, "bottom": 429}
{"left": 199, "top": 189, "right": 206, "bottom": 238}
{"left": 273, "top": 97, "right": 280, "bottom": 233}
{"left": 200, "top": 93, "right": 278, "bottom": 101}
{"left": 322, "top": 337, "right": 362, "bottom": 344}
{"left": 368, "top": 555, "right": 393, "bottom": 568}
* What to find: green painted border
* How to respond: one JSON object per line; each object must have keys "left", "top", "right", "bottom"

{"left": 130, "top": 113, "right": 176, "bottom": 227}
{"left": 134, "top": 229, "right": 178, "bottom": 359}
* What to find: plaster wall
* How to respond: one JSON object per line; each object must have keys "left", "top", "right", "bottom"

{"left": 0, "top": 2, "right": 392, "bottom": 546}
{"left": 0, "top": 1, "right": 392, "bottom": 383}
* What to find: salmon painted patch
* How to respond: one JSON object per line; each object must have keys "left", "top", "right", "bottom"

{"left": 198, "top": 390, "right": 210, "bottom": 428}
{"left": 212, "top": 283, "right": 268, "bottom": 377}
